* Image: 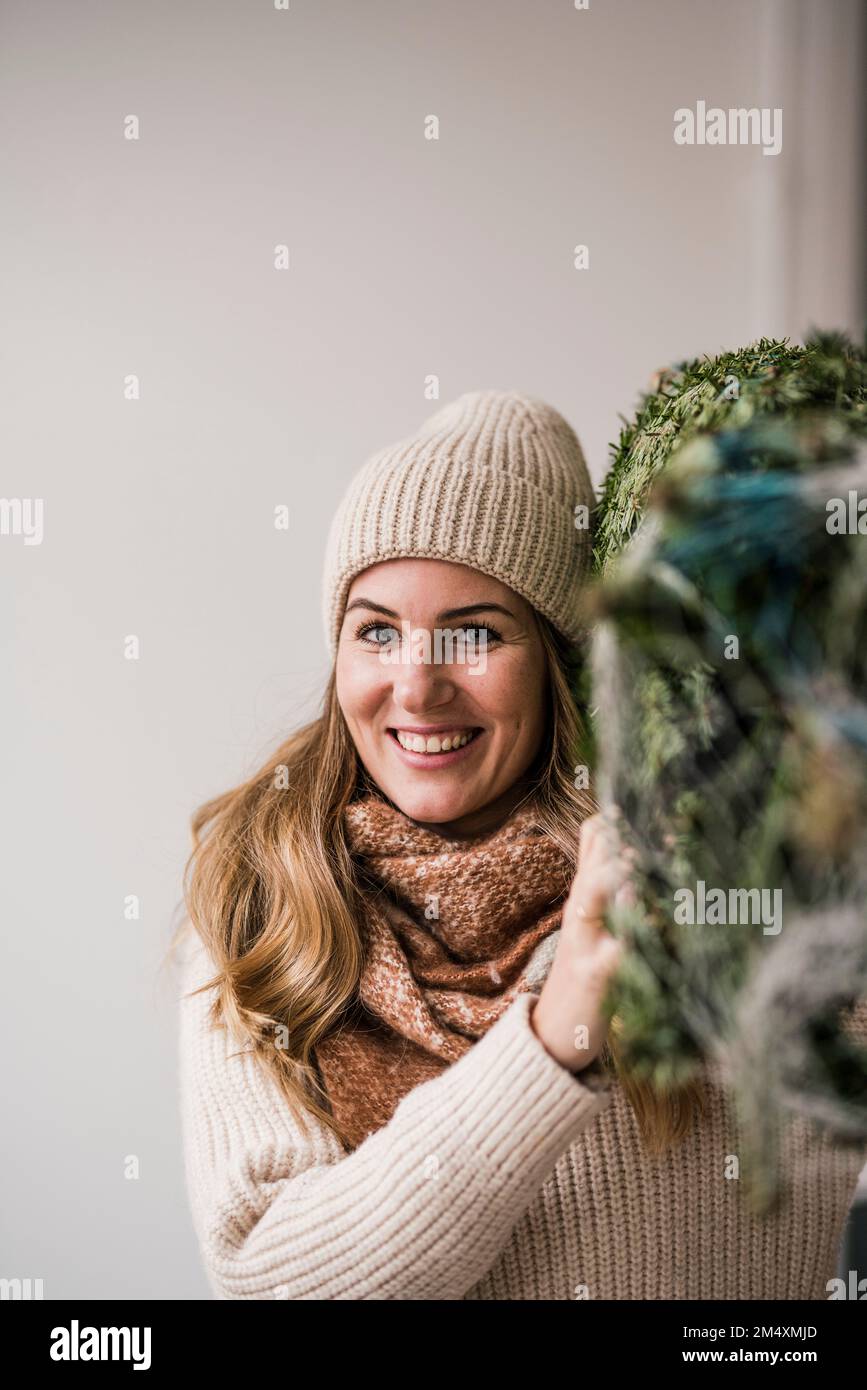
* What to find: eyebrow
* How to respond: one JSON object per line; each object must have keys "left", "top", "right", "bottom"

{"left": 344, "top": 598, "right": 517, "bottom": 622}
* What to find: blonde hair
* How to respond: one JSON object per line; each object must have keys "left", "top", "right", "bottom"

{"left": 171, "top": 613, "right": 705, "bottom": 1152}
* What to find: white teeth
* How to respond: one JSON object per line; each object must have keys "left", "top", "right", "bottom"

{"left": 394, "top": 729, "right": 477, "bottom": 754}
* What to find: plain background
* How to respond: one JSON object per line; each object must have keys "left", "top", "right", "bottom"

{"left": 2, "top": 0, "right": 865, "bottom": 1298}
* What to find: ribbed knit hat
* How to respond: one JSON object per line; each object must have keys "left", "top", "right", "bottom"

{"left": 322, "top": 390, "right": 596, "bottom": 657}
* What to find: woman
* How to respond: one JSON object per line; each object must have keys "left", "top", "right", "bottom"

{"left": 175, "top": 389, "right": 867, "bottom": 1300}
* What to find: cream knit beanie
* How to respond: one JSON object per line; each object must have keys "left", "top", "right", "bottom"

{"left": 322, "top": 389, "right": 596, "bottom": 657}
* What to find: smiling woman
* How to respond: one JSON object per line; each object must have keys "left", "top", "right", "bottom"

{"left": 172, "top": 389, "right": 867, "bottom": 1302}
{"left": 336, "top": 558, "right": 549, "bottom": 836}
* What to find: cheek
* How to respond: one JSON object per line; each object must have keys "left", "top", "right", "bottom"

{"left": 480, "top": 660, "right": 545, "bottom": 733}
{"left": 336, "top": 655, "right": 387, "bottom": 726}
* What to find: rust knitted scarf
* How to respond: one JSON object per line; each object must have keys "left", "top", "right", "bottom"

{"left": 315, "top": 792, "right": 577, "bottom": 1151}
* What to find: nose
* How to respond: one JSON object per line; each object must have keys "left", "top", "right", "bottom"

{"left": 390, "top": 654, "right": 461, "bottom": 714}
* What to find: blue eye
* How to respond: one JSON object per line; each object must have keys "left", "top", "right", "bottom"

{"left": 353, "top": 620, "right": 503, "bottom": 647}
{"left": 355, "top": 621, "right": 400, "bottom": 646}
{"left": 461, "top": 624, "right": 502, "bottom": 644}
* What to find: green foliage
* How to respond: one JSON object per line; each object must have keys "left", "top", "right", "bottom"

{"left": 593, "top": 330, "right": 867, "bottom": 576}
{"left": 586, "top": 332, "right": 867, "bottom": 1210}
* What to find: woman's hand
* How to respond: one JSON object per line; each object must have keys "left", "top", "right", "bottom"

{"left": 530, "top": 809, "right": 634, "bottom": 1074}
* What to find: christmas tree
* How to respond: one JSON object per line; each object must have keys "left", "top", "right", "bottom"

{"left": 594, "top": 332, "right": 866, "bottom": 573}
{"left": 586, "top": 331, "right": 867, "bottom": 1210}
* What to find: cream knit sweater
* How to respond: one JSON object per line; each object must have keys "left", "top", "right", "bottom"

{"left": 177, "top": 931, "right": 867, "bottom": 1300}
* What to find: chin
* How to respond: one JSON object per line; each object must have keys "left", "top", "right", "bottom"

{"left": 384, "top": 783, "right": 477, "bottom": 824}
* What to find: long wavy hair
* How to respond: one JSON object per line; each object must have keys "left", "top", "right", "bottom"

{"left": 170, "top": 611, "right": 705, "bottom": 1152}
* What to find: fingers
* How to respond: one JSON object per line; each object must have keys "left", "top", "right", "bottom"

{"left": 570, "top": 859, "right": 630, "bottom": 922}
{"left": 559, "top": 921, "right": 626, "bottom": 999}
{"left": 574, "top": 933, "right": 625, "bottom": 997}
{"left": 569, "top": 807, "right": 639, "bottom": 926}
{"left": 613, "top": 876, "right": 638, "bottom": 910}
{"left": 578, "top": 808, "right": 631, "bottom": 876}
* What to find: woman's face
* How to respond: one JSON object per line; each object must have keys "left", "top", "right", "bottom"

{"left": 335, "top": 558, "right": 548, "bottom": 835}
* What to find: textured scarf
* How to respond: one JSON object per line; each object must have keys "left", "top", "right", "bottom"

{"left": 315, "top": 792, "right": 577, "bottom": 1151}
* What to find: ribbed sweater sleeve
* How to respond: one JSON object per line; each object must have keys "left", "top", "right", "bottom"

{"left": 177, "top": 934, "right": 614, "bottom": 1301}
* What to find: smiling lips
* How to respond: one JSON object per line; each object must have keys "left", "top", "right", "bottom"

{"left": 391, "top": 727, "right": 481, "bottom": 754}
